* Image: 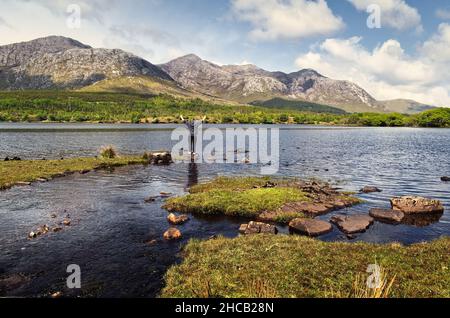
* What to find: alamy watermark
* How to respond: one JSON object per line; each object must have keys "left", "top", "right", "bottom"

{"left": 366, "top": 264, "right": 382, "bottom": 289}
{"left": 66, "top": 264, "right": 81, "bottom": 289}
{"left": 171, "top": 122, "right": 280, "bottom": 175}
{"left": 66, "top": 4, "right": 81, "bottom": 29}
{"left": 367, "top": 4, "right": 382, "bottom": 29}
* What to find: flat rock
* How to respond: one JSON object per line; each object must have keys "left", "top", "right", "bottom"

{"left": 331, "top": 215, "right": 374, "bottom": 234}
{"left": 163, "top": 228, "right": 182, "bottom": 240}
{"left": 289, "top": 218, "right": 333, "bottom": 237}
{"left": 369, "top": 208, "right": 404, "bottom": 224}
{"left": 239, "top": 221, "right": 278, "bottom": 235}
{"left": 390, "top": 196, "right": 444, "bottom": 214}
{"left": 360, "top": 186, "right": 382, "bottom": 193}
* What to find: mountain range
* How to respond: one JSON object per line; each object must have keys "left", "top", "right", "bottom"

{"left": 0, "top": 36, "right": 435, "bottom": 114}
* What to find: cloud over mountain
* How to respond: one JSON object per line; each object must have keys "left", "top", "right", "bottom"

{"left": 231, "top": 0, "right": 344, "bottom": 41}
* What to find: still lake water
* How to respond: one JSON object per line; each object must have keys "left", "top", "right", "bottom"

{"left": 0, "top": 123, "right": 449, "bottom": 297}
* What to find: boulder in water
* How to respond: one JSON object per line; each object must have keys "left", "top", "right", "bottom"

{"left": 289, "top": 219, "right": 333, "bottom": 237}
{"left": 390, "top": 196, "right": 444, "bottom": 214}
{"left": 331, "top": 215, "right": 374, "bottom": 234}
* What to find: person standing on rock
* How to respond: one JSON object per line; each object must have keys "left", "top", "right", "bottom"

{"left": 180, "top": 115, "right": 207, "bottom": 161}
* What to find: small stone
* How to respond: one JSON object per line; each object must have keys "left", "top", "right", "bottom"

{"left": 360, "top": 186, "right": 382, "bottom": 193}
{"left": 331, "top": 215, "right": 374, "bottom": 234}
{"left": 28, "top": 232, "right": 37, "bottom": 239}
{"left": 50, "top": 214, "right": 57, "bottom": 219}
{"left": 145, "top": 239, "right": 158, "bottom": 246}
{"left": 441, "top": 177, "right": 450, "bottom": 182}
{"left": 52, "top": 227, "right": 63, "bottom": 233}
{"left": 62, "top": 220, "right": 71, "bottom": 226}
{"left": 167, "top": 213, "right": 189, "bottom": 225}
{"left": 239, "top": 221, "right": 278, "bottom": 235}
{"left": 51, "top": 291, "right": 63, "bottom": 298}
{"left": 289, "top": 219, "right": 333, "bottom": 237}
{"left": 144, "top": 196, "right": 157, "bottom": 203}
{"left": 369, "top": 208, "right": 404, "bottom": 224}
{"left": 163, "top": 228, "right": 182, "bottom": 240}
{"left": 160, "top": 192, "right": 172, "bottom": 197}
{"left": 239, "top": 224, "right": 248, "bottom": 234}
{"left": 15, "top": 181, "right": 31, "bottom": 186}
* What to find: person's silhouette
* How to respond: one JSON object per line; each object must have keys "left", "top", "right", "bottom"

{"left": 180, "top": 115, "right": 206, "bottom": 162}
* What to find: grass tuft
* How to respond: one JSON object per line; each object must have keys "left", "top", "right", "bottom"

{"left": 99, "top": 145, "right": 118, "bottom": 159}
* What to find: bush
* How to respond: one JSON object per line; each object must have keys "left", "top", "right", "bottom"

{"left": 99, "top": 145, "right": 118, "bottom": 159}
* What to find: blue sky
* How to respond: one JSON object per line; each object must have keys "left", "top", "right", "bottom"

{"left": 1, "top": 0, "right": 450, "bottom": 105}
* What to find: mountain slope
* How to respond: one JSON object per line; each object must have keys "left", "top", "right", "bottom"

{"left": 250, "top": 98, "right": 347, "bottom": 114}
{"left": 0, "top": 36, "right": 173, "bottom": 90}
{"left": 161, "top": 55, "right": 386, "bottom": 113}
{"left": 378, "top": 99, "right": 435, "bottom": 114}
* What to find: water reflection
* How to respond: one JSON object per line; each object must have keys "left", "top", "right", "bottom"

{"left": 187, "top": 163, "right": 199, "bottom": 189}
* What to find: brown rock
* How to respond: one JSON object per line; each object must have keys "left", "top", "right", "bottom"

{"left": 281, "top": 201, "right": 332, "bottom": 217}
{"left": 28, "top": 232, "right": 37, "bottom": 239}
{"left": 62, "top": 220, "right": 71, "bottom": 226}
{"left": 167, "top": 213, "right": 189, "bottom": 225}
{"left": 390, "top": 196, "right": 444, "bottom": 214}
{"left": 369, "top": 209, "right": 405, "bottom": 224}
{"left": 51, "top": 291, "right": 63, "bottom": 298}
{"left": 289, "top": 219, "right": 333, "bottom": 237}
{"left": 331, "top": 215, "right": 374, "bottom": 234}
{"left": 163, "top": 228, "right": 182, "bottom": 240}
{"left": 52, "top": 227, "right": 63, "bottom": 233}
{"left": 360, "top": 186, "right": 382, "bottom": 193}
{"left": 239, "top": 221, "right": 278, "bottom": 235}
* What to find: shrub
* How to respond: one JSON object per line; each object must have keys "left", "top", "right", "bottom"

{"left": 99, "top": 145, "right": 118, "bottom": 159}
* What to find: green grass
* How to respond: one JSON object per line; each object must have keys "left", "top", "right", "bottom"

{"left": 161, "top": 235, "right": 450, "bottom": 298}
{"left": 0, "top": 156, "right": 147, "bottom": 190}
{"left": 165, "top": 187, "right": 309, "bottom": 218}
{"left": 0, "top": 90, "right": 449, "bottom": 127}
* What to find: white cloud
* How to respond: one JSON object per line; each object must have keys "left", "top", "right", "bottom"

{"left": 347, "top": 0, "right": 422, "bottom": 31}
{"left": 231, "top": 0, "right": 344, "bottom": 41}
{"left": 436, "top": 8, "right": 450, "bottom": 20}
{"left": 295, "top": 27, "right": 450, "bottom": 106}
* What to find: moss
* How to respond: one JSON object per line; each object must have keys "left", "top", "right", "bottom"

{"left": 161, "top": 235, "right": 450, "bottom": 298}
{"left": 165, "top": 187, "right": 309, "bottom": 218}
{"left": 0, "top": 156, "right": 147, "bottom": 190}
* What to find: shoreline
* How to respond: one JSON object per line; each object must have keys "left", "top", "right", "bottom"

{"left": 0, "top": 156, "right": 150, "bottom": 191}
{"left": 1, "top": 121, "right": 450, "bottom": 130}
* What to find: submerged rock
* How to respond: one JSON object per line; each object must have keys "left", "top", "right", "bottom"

{"left": 289, "top": 219, "right": 332, "bottom": 237}
{"left": 369, "top": 209, "right": 405, "bottom": 224}
{"left": 239, "top": 221, "right": 278, "bottom": 235}
{"left": 167, "top": 213, "right": 189, "bottom": 225}
{"left": 360, "top": 186, "right": 382, "bottom": 193}
{"left": 163, "top": 228, "right": 182, "bottom": 240}
{"left": 145, "top": 152, "right": 173, "bottom": 165}
{"left": 390, "top": 196, "right": 444, "bottom": 214}
{"left": 331, "top": 215, "right": 374, "bottom": 234}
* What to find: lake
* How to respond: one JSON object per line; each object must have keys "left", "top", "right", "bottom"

{"left": 0, "top": 123, "right": 449, "bottom": 297}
